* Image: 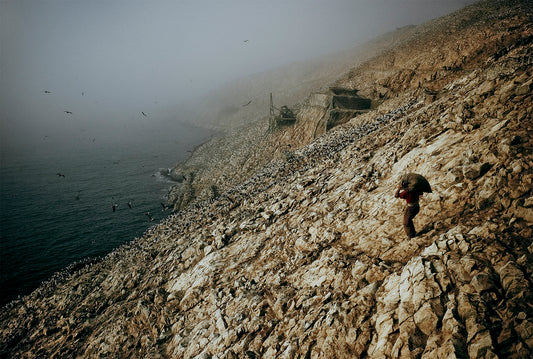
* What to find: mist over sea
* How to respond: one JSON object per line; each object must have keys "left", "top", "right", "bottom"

{"left": 0, "top": 121, "right": 213, "bottom": 307}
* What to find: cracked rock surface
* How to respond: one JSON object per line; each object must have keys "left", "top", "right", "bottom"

{"left": 1, "top": 0, "right": 532, "bottom": 358}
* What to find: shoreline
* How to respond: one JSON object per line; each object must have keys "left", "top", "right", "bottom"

{"left": 0, "top": 121, "right": 216, "bottom": 308}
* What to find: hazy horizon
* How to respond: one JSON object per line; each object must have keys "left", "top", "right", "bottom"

{"left": 1, "top": 0, "right": 477, "bottom": 157}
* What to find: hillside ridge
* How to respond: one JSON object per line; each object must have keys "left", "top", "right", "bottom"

{"left": 1, "top": 0, "right": 532, "bottom": 358}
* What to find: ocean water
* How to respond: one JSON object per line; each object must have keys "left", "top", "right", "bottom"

{"left": 0, "top": 123, "right": 213, "bottom": 307}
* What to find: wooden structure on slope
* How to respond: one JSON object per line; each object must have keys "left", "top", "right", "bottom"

{"left": 269, "top": 93, "right": 296, "bottom": 131}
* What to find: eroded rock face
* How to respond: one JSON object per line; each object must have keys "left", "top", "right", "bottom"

{"left": 1, "top": 1, "right": 532, "bottom": 358}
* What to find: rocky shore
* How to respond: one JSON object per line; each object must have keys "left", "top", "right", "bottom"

{"left": 1, "top": 0, "right": 532, "bottom": 358}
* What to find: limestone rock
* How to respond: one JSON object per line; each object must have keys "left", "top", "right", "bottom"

{"left": 462, "top": 162, "right": 491, "bottom": 180}
{"left": 515, "top": 206, "right": 533, "bottom": 223}
{"left": 1, "top": 1, "right": 532, "bottom": 358}
{"left": 414, "top": 301, "right": 439, "bottom": 336}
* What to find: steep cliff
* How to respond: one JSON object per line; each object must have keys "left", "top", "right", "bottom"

{"left": 1, "top": 0, "right": 532, "bottom": 358}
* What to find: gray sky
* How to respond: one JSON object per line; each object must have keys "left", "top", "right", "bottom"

{"left": 0, "top": 0, "right": 476, "bottom": 154}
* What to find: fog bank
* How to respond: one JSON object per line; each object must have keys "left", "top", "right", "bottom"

{"left": 0, "top": 0, "right": 477, "bottom": 156}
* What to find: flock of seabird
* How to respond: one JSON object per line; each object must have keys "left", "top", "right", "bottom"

{"left": 54, "top": 168, "right": 170, "bottom": 222}
{"left": 43, "top": 89, "right": 149, "bottom": 119}
{"left": 45, "top": 89, "right": 164, "bottom": 221}
{"left": 111, "top": 201, "right": 170, "bottom": 222}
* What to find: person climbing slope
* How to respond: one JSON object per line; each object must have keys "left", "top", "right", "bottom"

{"left": 395, "top": 173, "right": 432, "bottom": 238}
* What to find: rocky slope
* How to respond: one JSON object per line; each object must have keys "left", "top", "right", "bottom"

{"left": 167, "top": 0, "right": 533, "bottom": 214}
{"left": 1, "top": 0, "right": 532, "bottom": 358}
{"left": 166, "top": 25, "right": 423, "bottom": 211}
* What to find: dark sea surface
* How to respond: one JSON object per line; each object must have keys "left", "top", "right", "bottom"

{"left": 0, "top": 122, "right": 213, "bottom": 307}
